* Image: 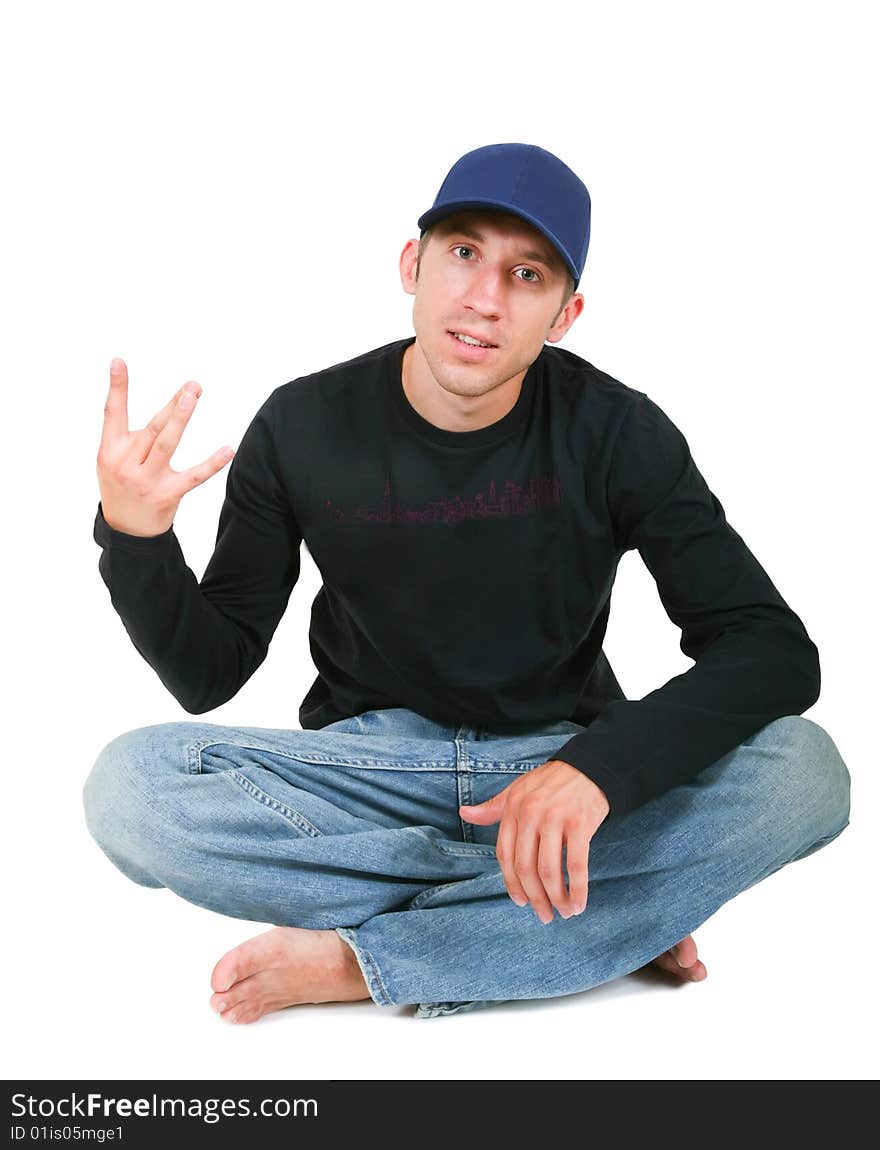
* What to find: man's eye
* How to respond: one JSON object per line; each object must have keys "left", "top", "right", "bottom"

{"left": 452, "top": 247, "right": 541, "bottom": 283}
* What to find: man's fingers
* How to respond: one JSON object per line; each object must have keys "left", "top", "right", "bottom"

{"left": 496, "top": 818, "right": 529, "bottom": 909}
{"left": 563, "top": 827, "right": 590, "bottom": 915}
{"left": 171, "top": 445, "right": 235, "bottom": 499}
{"left": 101, "top": 358, "right": 130, "bottom": 446}
{"left": 141, "top": 383, "right": 202, "bottom": 470}
{"left": 513, "top": 824, "right": 554, "bottom": 924}
{"left": 536, "top": 825, "right": 568, "bottom": 917}
{"left": 131, "top": 380, "right": 201, "bottom": 461}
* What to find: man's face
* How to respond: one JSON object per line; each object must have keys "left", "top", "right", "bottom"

{"left": 399, "top": 209, "right": 584, "bottom": 402}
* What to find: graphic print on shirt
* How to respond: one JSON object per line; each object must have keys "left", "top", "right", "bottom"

{"left": 321, "top": 474, "right": 564, "bottom": 525}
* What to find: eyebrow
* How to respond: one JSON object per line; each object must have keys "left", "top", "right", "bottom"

{"left": 439, "top": 223, "right": 560, "bottom": 271}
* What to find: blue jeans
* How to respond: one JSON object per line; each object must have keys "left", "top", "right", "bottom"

{"left": 82, "top": 708, "right": 850, "bottom": 1019}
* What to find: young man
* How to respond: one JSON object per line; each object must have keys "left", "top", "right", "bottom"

{"left": 85, "top": 143, "right": 850, "bottom": 1023}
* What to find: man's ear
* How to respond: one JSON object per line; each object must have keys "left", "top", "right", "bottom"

{"left": 399, "top": 239, "right": 420, "bottom": 297}
{"left": 546, "top": 292, "right": 585, "bottom": 344}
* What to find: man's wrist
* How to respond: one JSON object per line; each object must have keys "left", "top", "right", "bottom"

{"left": 549, "top": 759, "right": 610, "bottom": 819}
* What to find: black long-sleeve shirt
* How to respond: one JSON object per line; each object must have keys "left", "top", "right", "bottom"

{"left": 93, "top": 335, "right": 820, "bottom": 818}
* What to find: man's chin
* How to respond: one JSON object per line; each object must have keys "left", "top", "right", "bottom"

{"left": 432, "top": 367, "right": 504, "bottom": 400}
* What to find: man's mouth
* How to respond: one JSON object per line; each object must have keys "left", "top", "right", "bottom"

{"left": 448, "top": 330, "right": 498, "bottom": 349}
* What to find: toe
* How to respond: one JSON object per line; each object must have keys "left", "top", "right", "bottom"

{"left": 671, "top": 934, "right": 698, "bottom": 969}
{"left": 646, "top": 941, "right": 708, "bottom": 982}
{"left": 230, "top": 1001, "right": 265, "bottom": 1025}
{"left": 210, "top": 930, "right": 276, "bottom": 993}
{"left": 210, "top": 956, "right": 240, "bottom": 994}
{"left": 651, "top": 950, "right": 682, "bottom": 977}
{"left": 687, "top": 960, "right": 708, "bottom": 981}
{"left": 210, "top": 990, "right": 240, "bottom": 1015}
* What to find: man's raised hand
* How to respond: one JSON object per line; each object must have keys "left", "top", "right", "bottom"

{"left": 97, "top": 358, "right": 235, "bottom": 537}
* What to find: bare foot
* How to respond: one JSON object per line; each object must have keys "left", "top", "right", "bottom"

{"left": 646, "top": 933, "right": 707, "bottom": 982}
{"left": 209, "top": 926, "right": 370, "bottom": 1024}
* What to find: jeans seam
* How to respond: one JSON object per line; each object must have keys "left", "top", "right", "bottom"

{"left": 433, "top": 843, "right": 498, "bottom": 858}
{"left": 466, "top": 762, "right": 540, "bottom": 771}
{"left": 403, "top": 826, "right": 497, "bottom": 859}
{"left": 409, "top": 880, "right": 467, "bottom": 910}
{"left": 335, "top": 928, "right": 395, "bottom": 1006}
{"left": 187, "top": 740, "right": 204, "bottom": 774}
{"left": 190, "top": 738, "right": 455, "bottom": 772}
{"left": 227, "top": 770, "right": 322, "bottom": 838}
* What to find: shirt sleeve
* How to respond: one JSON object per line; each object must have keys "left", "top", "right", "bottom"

{"left": 552, "top": 392, "right": 821, "bottom": 818}
{"left": 93, "top": 388, "right": 302, "bottom": 712}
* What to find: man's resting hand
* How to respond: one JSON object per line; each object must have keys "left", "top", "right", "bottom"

{"left": 460, "top": 760, "right": 610, "bottom": 923}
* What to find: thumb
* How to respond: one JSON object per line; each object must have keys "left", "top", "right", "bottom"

{"left": 460, "top": 789, "right": 507, "bottom": 824}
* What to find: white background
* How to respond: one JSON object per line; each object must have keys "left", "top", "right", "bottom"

{"left": 2, "top": 0, "right": 876, "bottom": 1081}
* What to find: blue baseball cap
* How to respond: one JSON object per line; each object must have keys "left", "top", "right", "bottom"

{"left": 417, "top": 143, "right": 591, "bottom": 289}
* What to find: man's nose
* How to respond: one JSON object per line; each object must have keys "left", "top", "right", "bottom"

{"left": 460, "top": 263, "right": 506, "bottom": 317}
